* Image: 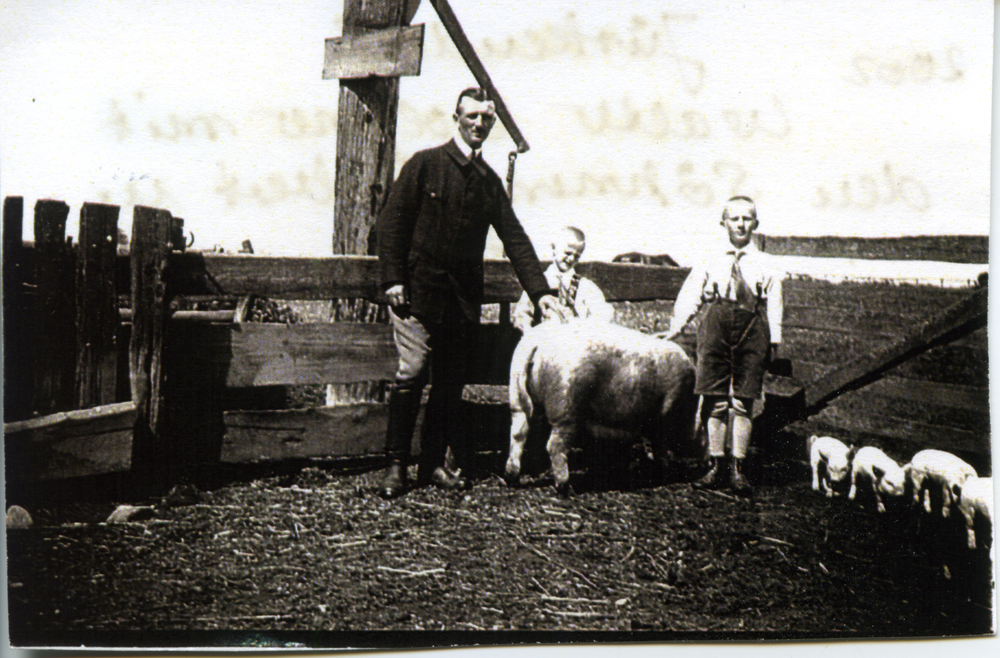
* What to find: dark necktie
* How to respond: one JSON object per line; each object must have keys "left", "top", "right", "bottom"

{"left": 726, "top": 250, "right": 755, "bottom": 305}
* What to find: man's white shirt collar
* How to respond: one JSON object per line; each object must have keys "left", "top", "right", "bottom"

{"left": 452, "top": 130, "right": 479, "bottom": 161}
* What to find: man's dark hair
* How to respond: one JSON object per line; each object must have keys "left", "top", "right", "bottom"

{"left": 722, "top": 195, "right": 757, "bottom": 221}
{"left": 455, "top": 87, "right": 490, "bottom": 114}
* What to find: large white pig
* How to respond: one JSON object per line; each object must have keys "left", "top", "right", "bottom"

{"left": 505, "top": 319, "right": 700, "bottom": 496}
{"left": 809, "top": 435, "right": 854, "bottom": 498}
{"left": 905, "top": 449, "right": 977, "bottom": 518}
{"left": 848, "top": 446, "right": 907, "bottom": 513}
{"left": 951, "top": 476, "right": 993, "bottom": 550}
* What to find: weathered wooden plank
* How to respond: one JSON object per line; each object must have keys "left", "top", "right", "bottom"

{"left": 76, "top": 202, "right": 121, "bottom": 408}
{"left": 429, "top": 0, "right": 529, "bottom": 152}
{"left": 161, "top": 254, "right": 692, "bottom": 303}
{"left": 227, "top": 322, "right": 398, "bottom": 386}
{"left": 222, "top": 399, "right": 511, "bottom": 463}
{"left": 807, "top": 404, "right": 989, "bottom": 457}
{"left": 782, "top": 303, "right": 982, "bottom": 340}
{"left": 129, "top": 206, "right": 173, "bottom": 478}
{"left": 222, "top": 405, "right": 390, "bottom": 462}
{"left": 323, "top": 24, "right": 424, "bottom": 79}
{"left": 783, "top": 327, "right": 987, "bottom": 383}
{"left": 803, "top": 286, "right": 987, "bottom": 410}
{"left": 757, "top": 234, "right": 988, "bottom": 264}
{"left": 3, "top": 196, "right": 31, "bottom": 421}
{"left": 32, "top": 199, "right": 75, "bottom": 416}
{"left": 4, "top": 401, "right": 136, "bottom": 481}
{"left": 792, "top": 360, "right": 988, "bottom": 414}
{"left": 783, "top": 278, "right": 981, "bottom": 313}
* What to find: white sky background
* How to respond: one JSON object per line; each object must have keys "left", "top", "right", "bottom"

{"left": 0, "top": 0, "right": 993, "bottom": 275}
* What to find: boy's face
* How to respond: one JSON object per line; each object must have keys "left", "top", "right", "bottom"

{"left": 722, "top": 201, "right": 758, "bottom": 249}
{"left": 552, "top": 236, "right": 585, "bottom": 272}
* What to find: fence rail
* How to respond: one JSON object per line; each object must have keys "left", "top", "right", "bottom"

{"left": 2, "top": 196, "right": 990, "bottom": 487}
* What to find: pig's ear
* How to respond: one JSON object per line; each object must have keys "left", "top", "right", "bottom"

{"left": 872, "top": 465, "right": 885, "bottom": 480}
{"left": 951, "top": 482, "right": 963, "bottom": 499}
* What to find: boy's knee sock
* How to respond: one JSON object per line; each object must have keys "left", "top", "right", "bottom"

{"left": 705, "top": 398, "right": 729, "bottom": 457}
{"left": 730, "top": 398, "right": 753, "bottom": 459}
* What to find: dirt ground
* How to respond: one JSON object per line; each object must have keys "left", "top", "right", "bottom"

{"left": 6, "top": 452, "right": 995, "bottom": 647}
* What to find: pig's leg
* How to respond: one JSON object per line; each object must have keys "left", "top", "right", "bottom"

{"left": 959, "top": 504, "right": 977, "bottom": 549}
{"left": 504, "top": 407, "right": 531, "bottom": 484}
{"left": 848, "top": 466, "right": 859, "bottom": 501}
{"left": 910, "top": 471, "right": 925, "bottom": 508}
{"left": 940, "top": 482, "right": 952, "bottom": 518}
{"left": 810, "top": 451, "right": 822, "bottom": 492}
{"left": 547, "top": 424, "right": 576, "bottom": 497}
{"left": 874, "top": 481, "right": 886, "bottom": 514}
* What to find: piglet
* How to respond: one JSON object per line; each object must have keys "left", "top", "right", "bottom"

{"left": 809, "top": 435, "right": 853, "bottom": 498}
{"left": 951, "top": 476, "right": 993, "bottom": 549}
{"left": 905, "top": 449, "right": 977, "bottom": 518}
{"left": 848, "top": 447, "right": 907, "bottom": 513}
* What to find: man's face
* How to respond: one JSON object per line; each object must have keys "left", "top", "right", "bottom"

{"left": 722, "top": 201, "right": 758, "bottom": 249}
{"left": 552, "top": 236, "right": 585, "bottom": 273}
{"left": 454, "top": 97, "right": 496, "bottom": 150}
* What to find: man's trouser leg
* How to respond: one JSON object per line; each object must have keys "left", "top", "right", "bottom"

{"left": 380, "top": 308, "right": 431, "bottom": 499}
{"left": 693, "top": 396, "right": 729, "bottom": 490}
{"left": 416, "top": 323, "right": 470, "bottom": 489}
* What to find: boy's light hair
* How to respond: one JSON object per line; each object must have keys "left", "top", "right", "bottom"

{"left": 721, "top": 196, "right": 757, "bottom": 222}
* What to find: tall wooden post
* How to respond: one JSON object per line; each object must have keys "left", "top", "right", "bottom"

{"left": 332, "top": 0, "right": 418, "bottom": 255}
{"left": 32, "top": 199, "right": 75, "bottom": 416}
{"left": 129, "top": 205, "right": 172, "bottom": 488}
{"left": 3, "top": 197, "right": 29, "bottom": 421}
{"left": 76, "top": 202, "right": 121, "bottom": 408}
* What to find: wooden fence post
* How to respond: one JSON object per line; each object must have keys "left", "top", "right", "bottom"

{"left": 333, "top": 0, "right": 414, "bottom": 255}
{"left": 3, "top": 196, "right": 30, "bottom": 421}
{"left": 129, "top": 205, "right": 172, "bottom": 485}
{"left": 76, "top": 202, "right": 121, "bottom": 408}
{"left": 32, "top": 199, "right": 75, "bottom": 416}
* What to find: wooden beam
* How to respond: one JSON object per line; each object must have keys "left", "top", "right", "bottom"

{"left": 222, "top": 405, "right": 392, "bottom": 462}
{"left": 429, "top": 0, "right": 529, "bottom": 152}
{"left": 323, "top": 24, "right": 424, "bottom": 79}
{"left": 757, "top": 234, "right": 989, "bottom": 264}
{"left": 3, "top": 196, "right": 30, "bottom": 421}
{"left": 803, "top": 286, "right": 987, "bottom": 411}
{"left": 32, "top": 199, "right": 75, "bottom": 416}
{"left": 160, "top": 254, "right": 692, "bottom": 303}
{"left": 76, "top": 202, "right": 121, "bottom": 408}
{"left": 129, "top": 205, "right": 173, "bottom": 481}
{"left": 221, "top": 399, "right": 511, "bottom": 464}
{"left": 227, "top": 322, "right": 398, "bottom": 386}
{"left": 333, "top": 0, "right": 412, "bottom": 255}
{"left": 4, "top": 401, "right": 136, "bottom": 481}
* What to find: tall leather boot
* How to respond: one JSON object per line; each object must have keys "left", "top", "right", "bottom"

{"left": 379, "top": 382, "right": 423, "bottom": 499}
{"left": 417, "top": 384, "right": 468, "bottom": 490}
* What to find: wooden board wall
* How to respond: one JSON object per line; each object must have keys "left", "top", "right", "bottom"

{"left": 5, "top": 222, "right": 989, "bottom": 475}
{"left": 779, "top": 278, "right": 989, "bottom": 467}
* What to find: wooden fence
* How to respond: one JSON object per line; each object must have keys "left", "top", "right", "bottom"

{"left": 2, "top": 197, "right": 990, "bottom": 488}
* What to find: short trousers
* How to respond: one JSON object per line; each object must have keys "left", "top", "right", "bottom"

{"left": 695, "top": 299, "right": 770, "bottom": 399}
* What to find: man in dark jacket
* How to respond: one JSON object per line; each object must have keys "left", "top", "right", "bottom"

{"left": 376, "top": 87, "right": 559, "bottom": 499}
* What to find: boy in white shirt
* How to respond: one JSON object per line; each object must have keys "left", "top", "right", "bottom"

{"left": 512, "top": 226, "right": 614, "bottom": 331}
{"left": 663, "top": 196, "right": 784, "bottom": 495}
